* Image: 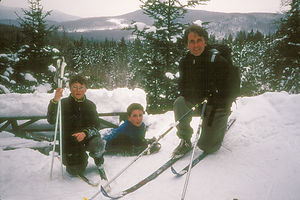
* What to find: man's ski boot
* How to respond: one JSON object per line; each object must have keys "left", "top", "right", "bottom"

{"left": 172, "top": 139, "right": 192, "bottom": 158}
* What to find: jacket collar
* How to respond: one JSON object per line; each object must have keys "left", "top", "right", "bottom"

{"left": 70, "top": 94, "right": 86, "bottom": 103}
{"left": 186, "top": 47, "right": 209, "bottom": 58}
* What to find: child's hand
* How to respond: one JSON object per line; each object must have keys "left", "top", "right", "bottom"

{"left": 72, "top": 132, "right": 86, "bottom": 142}
{"left": 53, "top": 88, "right": 63, "bottom": 102}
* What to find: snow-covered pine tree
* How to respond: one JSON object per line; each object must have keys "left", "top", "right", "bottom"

{"left": 112, "top": 38, "right": 130, "bottom": 88}
{"left": 127, "top": 38, "right": 145, "bottom": 89}
{"left": 11, "top": 0, "right": 60, "bottom": 93}
{"left": 16, "top": 0, "right": 57, "bottom": 73}
{"left": 266, "top": 0, "right": 300, "bottom": 93}
{"left": 231, "top": 40, "right": 270, "bottom": 96}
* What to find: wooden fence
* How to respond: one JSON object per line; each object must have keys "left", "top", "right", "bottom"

{"left": 0, "top": 112, "right": 127, "bottom": 140}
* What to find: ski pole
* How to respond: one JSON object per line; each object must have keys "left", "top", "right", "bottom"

{"left": 59, "top": 98, "right": 63, "bottom": 176}
{"left": 86, "top": 103, "right": 200, "bottom": 200}
{"left": 181, "top": 99, "right": 207, "bottom": 200}
{"left": 59, "top": 58, "right": 67, "bottom": 176}
{"left": 50, "top": 58, "right": 67, "bottom": 179}
{"left": 50, "top": 99, "right": 61, "bottom": 179}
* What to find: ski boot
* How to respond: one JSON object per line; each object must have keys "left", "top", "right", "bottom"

{"left": 172, "top": 139, "right": 192, "bottom": 158}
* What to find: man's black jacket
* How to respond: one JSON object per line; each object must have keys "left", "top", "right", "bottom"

{"left": 178, "top": 47, "right": 232, "bottom": 108}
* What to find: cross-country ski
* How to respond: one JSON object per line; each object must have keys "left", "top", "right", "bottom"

{"left": 171, "top": 152, "right": 207, "bottom": 177}
{"left": 170, "top": 118, "right": 236, "bottom": 177}
{"left": 100, "top": 151, "right": 190, "bottom": 199}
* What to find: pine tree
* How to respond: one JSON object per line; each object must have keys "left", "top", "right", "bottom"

{"left": 268, "top": 0, "right": 300, "bottom": 93}
{"left": 128, "top": 38, "right": 145, "bottom": 89}
{"left": 16, "top": 0, "right": 57, "bottom": 73}
{"left": 112, "top": 38, "right": 130, "bottom": 87}
{"left": 234, "top": 31, "right": 247, "bottom": 44}
{"left": 1, "top": 0, "right": 61, "bottom": 93}
{"left": 232, "top": 40, "right": 270, "bottom": 96}
{"left": 276, "top": 0, "right": 299, "bottom": 58}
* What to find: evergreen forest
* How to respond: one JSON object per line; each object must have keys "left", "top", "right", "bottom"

{"left": 0, "top": 0, "right": 299, "bottom": 113}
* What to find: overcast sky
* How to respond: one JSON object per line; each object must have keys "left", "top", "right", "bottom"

{"left": 1, "top": 0, "right": 283, "bottom": 18}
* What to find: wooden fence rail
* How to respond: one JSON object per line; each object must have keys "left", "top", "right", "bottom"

{"left": 0, "top": 112, "right": 127, "bottom": 139}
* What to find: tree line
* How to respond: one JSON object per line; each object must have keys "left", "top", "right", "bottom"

{"left": 0, "top": 0, "right": 299, "bottom": 113}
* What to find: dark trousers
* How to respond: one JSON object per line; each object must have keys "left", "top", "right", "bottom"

{"left": 174, "top": 96, "right": 230, "bottom": 154}
{"left": 64, "top": 136, "right": 106, "bottom": 175}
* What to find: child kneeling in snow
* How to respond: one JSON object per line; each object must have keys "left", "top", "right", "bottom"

{"left": 47, "top": 75, "right": 106, "bottom": 179}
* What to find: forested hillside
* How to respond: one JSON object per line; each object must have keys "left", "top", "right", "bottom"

{"left": 0, "top": 0, "right": 299, "bottom": 113}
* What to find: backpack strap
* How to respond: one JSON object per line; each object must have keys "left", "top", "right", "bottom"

{"left": 207, "top": 48, "right": 219, "bottom": 126}
{"left": 210, "top": 47, "right": 238, "bottom": 112}
{"left": 210, "top": 49, "right": 219, "bottom": 63}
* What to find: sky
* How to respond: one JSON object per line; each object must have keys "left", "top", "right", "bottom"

{"left": 1, "top": 0, "right": 283, "bottom": 18}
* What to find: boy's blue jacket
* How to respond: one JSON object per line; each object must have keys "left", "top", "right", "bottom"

{"left": 103, "top": 120, "right": 146, "bottom": 148}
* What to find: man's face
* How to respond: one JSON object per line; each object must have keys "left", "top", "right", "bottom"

{"left": 128, "top": 109, "right": 143, "bottom": 127}
{"left": 70, "top": 82, "right": 87, "bottom": 100}
{"left": 187, "top": 32, "right": 207, "bottom": 56}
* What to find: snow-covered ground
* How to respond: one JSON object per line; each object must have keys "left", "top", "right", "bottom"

{"left": 1, "top": 89, "right": 300, "bottom": 200}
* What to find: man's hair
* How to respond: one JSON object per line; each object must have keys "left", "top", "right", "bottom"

{"left": 127, "top": 103, "right": 145, "bottom": 116}
{"left": 183, "top": 24, "right": 209, "bottom": 45}
{"left": 69, "top": 74, "right": 88, "bottom": 87}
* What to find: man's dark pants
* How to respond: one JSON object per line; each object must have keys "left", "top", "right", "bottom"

{"left": 174, "top": 96, "right": 230, "bottom": 154}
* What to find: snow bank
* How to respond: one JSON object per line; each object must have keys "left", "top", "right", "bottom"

{"left": 0, "top": 88, "right": 146, "bottom": 117}
{"left": 0, "top": 90, "right": 300, "bottom": 200}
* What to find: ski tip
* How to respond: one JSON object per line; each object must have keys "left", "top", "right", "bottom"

{"left": 83, "top": 198, "right": 88, "bottom": 200}
{"left": 101, "top": 186, "right": 109, "bottom": 197}
{"left": 101, "top": 186, "right": 123, "bottom": 199}
{"left": 171, "top": 166, "right": 185, "bottom": 177}
{"left": 171, "top": 166, "right": 179, "bottom": 175}
{"left": 178, "top": 170, "right": 187, "bottom": 177}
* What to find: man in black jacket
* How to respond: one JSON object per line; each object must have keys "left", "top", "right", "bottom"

{"left": 47, "top": 75, "right": 106, "bottom": 177}
{"left": 173, "top": 24, "right": 232, "bottom": 156}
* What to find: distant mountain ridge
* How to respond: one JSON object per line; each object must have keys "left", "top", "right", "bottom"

{"left": 57, "top": 9, "right": 282, "bottom": 40}
{"left": 0, "top": 5, "right": 81, "bottom": 22}
{"left": 0, "top": 5, "right": 282, "bottom": 41}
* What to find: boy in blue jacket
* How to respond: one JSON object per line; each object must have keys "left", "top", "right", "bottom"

{"left": 103, "top": 103, "right": 160, "bottom": 155}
